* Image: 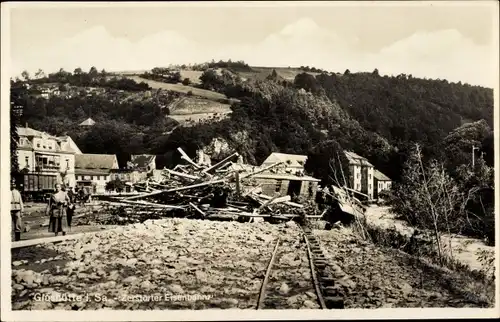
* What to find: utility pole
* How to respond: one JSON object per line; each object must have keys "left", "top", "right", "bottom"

{"left": 472, "top": 145, "right": 479, "bottom": 167}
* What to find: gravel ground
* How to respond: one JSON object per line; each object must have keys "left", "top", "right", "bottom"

{"left": 12, "top": 218, "right": 493, "bottom": 310}
{"left": 11, "top": 219, "right": 318, "bottom": 310}
{"left": 314, "top": 226, "right": 494, "bottom": 308}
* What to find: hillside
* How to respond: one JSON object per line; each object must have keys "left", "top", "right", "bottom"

{"left": 168, "top": 96, "right": 232, "bottom": 127}
{"left": 11, "top": 63, "right": 494, "bottom": 177}
{"left": 125, "top": 76, "right": 227, "bottom": 101}
{"left": 238, "top": 67, "right": 321, "bottom": 82}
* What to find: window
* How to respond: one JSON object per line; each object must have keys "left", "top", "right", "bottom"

{"left": 25, "top": 156, "right": 29, "bottom": 168}
{"left": 37, "top": 143, "right": 40, "bottom": 148}
{"left": 275, "top": 180, "right": 282, "bottom": 192}
{"left": 357, "top": 173, "right": 360, "bottom": 179}
{"left": 369, "top": 184, "right": 371, "bottom": 189}
{"left": 369, "top": 173, "right": 371, "bottom": 179}
{"left": 357, "top": 184, "right": 360, "bottom": 190}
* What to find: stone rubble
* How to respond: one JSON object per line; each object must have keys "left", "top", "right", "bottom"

{"left": 12, "top": 218, "right": 318, "bottom": 310}
{"left": 314, "top": 226, "right": 492, "bottom": 308}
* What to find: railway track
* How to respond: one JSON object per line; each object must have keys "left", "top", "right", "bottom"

{"left": 256, "top": 223, "right": 345, "bottom": 309}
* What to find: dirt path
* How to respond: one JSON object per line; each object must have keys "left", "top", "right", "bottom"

{"left": 14, "top": 202, "right": 112, "bottom": 242}
{"left": 364, "top": 205, "right": 495, "bottom": 274}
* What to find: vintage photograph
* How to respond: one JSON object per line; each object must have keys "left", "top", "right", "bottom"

{"left": 2, "top": 1, "right": 498, "bottom": 320}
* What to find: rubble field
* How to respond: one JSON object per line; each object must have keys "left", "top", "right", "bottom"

{"left": 11, "top": 218, "right": 319, "bottom": 310}
{"left": 314, "top": 226, "right": 494, "bottom": 308}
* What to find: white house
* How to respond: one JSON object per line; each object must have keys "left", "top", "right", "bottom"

{"left": 75, "top": 154, "right": 119, "bottom": 194}
{"left": 344, "top": 151, "right": 374, "bottom": 200}
{"left": 261, "top": 152, "right": 308, "bottom": 175}
{"left": 16, "top": 126, "right": 79, "bottom": 187}
{"left": 373, "top": 169, "right": 392, "bottom": 200}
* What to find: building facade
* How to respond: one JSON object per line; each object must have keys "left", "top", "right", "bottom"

{"left": 253, "top": 173, "right": 320, "bottom": 201}
{"left": 75, "top": 154, "right": 119, "bottom": 194}
{"left": 344, "top": 151, "right": 374, "bottom": 200}
{"left": 16, "top": 126, "right": 80, "bottom": 188}
{"left": 373, "top": 169, "right": 392, "bottom": 200}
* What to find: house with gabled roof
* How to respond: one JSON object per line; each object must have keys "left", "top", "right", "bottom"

{"left": 228, "top": 152, "right": 321, "bottom": 201}
{"left": 75, "top": 153, "right": 119, "bottom": 193}
{"left": 16, "top": 125, "right": 80, "bottom": 188}
{"left": 261, "top": 152, "right": 308, "bottom": 175}
{"left": 344, "top": 151, "right": 374, "bottom": 200}
{"left": 373, "top": 169, "right": 392, "bottom": 200}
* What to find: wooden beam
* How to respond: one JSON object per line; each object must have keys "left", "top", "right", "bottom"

{"left": 235, "top": 171, "right": 241, "bottom": 197}
{"left": 240, "top": 162, "right": 283, "bottom": 179}
{"left": 202, "top": 152, "right": 239, "bottom": 174}
{"left": 177, "top": 147, "right": 202, "bottom": 169}
{"left": 256, "top": 193, "right": 304, "bottom": 208}
{"left": 189, "top": 202, "right": 206, "bottom": 217}
{"left": 123, "top": 179, "right": 227, "bottom": 200}
{"left": 165, "top": 169, "right": 200, "bottom": 181}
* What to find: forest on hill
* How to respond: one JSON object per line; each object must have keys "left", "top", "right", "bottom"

{"left": 10, "top": 62, "right": 495, "bottom": 243}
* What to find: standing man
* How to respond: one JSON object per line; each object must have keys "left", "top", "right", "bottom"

{"left": 11, "top": 178, "right": 24, "bottom": 241}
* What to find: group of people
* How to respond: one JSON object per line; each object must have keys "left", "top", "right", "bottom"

{"left": 11, "top": 179, "right": 79, "bottom": 241}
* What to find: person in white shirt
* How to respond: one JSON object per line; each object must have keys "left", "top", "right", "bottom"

{"left": 11, "top": 179, "right": 24, "bottom": 241}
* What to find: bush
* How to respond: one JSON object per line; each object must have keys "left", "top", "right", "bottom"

{"left": 187, "top": 90, "right": 193, "bottom": 96}
{"left": 182, "top": 78, "right": 191, "bottom": 86}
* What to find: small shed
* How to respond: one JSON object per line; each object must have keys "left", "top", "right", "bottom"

{"left": 252, "top": 173, "right": 320, "bottom": 201}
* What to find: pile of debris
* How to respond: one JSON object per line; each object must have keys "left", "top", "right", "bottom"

{"left": 96, "top": 148, "right": 322, "bottom": 225}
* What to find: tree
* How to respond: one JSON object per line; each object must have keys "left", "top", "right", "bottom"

{"left": 372, "top": 68, "right": 379, "bottom": 76}
{"left": 182, "top": 78, "right": 191, "bottom": 86}
{"left": 89, "top": 66, "right": 98, "bottom": 78}
{"left": 443, "top": 120, "right": 492, "bottom": 172}
{"left": 10, "top": 107, "right": 20, "bottom": 176}
{"left": 386, "top": 144, "right": 484, "bottom": 263}
{"left": 74, "top": 67, "right": 83, "bottom": 75}
{"left": 21, "top": 70, "right": 30, "bottom": 81}
{"left": 293, "top": 72, "right": 321, "bottom": 94}
{"left": 35, "top": 69, "right": 45, "bottom": 79}
{"left": 106, "top": 178, "right": 125, "bottom": 192}
{"left": 305, "top": 140, "right": 350, "bottom": 187}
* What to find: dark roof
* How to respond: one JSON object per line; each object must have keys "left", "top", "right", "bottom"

{"left": 75, "top": 154, "right": 118, "bottom": 170}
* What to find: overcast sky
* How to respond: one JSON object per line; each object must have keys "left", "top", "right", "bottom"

{"left": 6, "top": 1, "right": 498, "bottom": 87}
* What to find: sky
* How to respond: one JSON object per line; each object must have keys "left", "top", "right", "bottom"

{"left": 6, "top": 1, "right": 499, "bottom": 87}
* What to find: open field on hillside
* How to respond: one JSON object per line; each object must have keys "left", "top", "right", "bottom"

{"left": 179, "top": 70, "right": 203, "bottom": 85}
{"left": 169, "top": 97, "right": 232, "bottom": 115}
{"left": 166, "top": 95, "right": 232, "bottom": 127}
{"left": 125, "top": 76, "right": 228, "bottom": 101}
{"left": 168, "top": 112, "right": 231, "bottom": 127}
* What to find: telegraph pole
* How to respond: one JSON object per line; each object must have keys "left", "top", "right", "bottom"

{"left": 472, "top": 145, "right": 479, "bottom": 167}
